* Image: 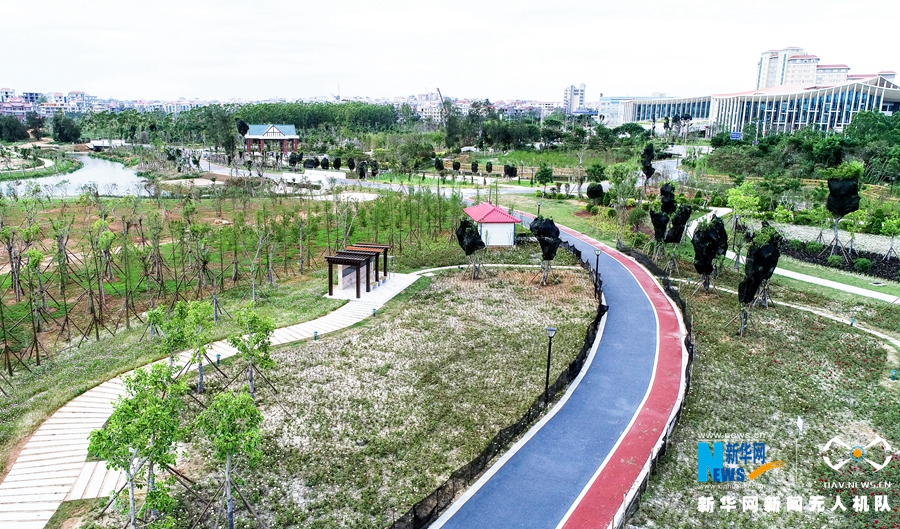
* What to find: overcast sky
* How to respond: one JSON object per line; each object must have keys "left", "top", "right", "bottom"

{"left": 3, "top": 0, "right": 898, "bottom": 103}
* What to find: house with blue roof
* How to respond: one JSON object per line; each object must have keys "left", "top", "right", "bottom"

{"left": 243, "top": 124, "right": 299, "bottom": 155}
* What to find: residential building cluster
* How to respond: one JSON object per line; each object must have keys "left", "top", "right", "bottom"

{"left": 0, "top": 84, "right": 607, "bottom": 126}
{"left": 0, "top": 87, "right": 213, "bottom": 120}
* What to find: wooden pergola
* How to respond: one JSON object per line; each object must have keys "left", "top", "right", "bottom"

{"left": 348, "top": 243, "right": 391, "bottom": 279}
{"left": 324, "top": 254, "right": 370, "bottom": 299}
{"left": 324, "top": 243, "right": 393, "bottom": 299}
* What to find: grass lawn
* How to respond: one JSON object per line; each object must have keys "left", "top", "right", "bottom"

{"left": 630, "top": 258, "right": 900, "bottom": 529}
{"left": 84, "top": 268, "right": 598, "bottom": 529}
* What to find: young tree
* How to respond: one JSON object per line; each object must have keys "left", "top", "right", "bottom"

{"left": 227, "top": 308, "right": 275, "bottom": 400}
{"left": 535, "top": 163, "right": 554, "bottom": 194}
{"left": 195, "top": 390, "right": 263, "bottom": 529}
{"left": 88, "top": 364, "right": 187, "bottom": 529}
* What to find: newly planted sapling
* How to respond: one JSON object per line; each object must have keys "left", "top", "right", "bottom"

{"left": 195, "top": 390, "right": 263, "bottom": 529}
{"left": 227, "top": 307, "right": 275, "bottom": 400}
{"left": 88, "top": 364, "right": 187, "bottom": 529}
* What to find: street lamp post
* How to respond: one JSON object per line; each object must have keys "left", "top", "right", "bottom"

{"left": 544, "top": 327, "right": 557, "bottom": 408}
{"left": 537, "top": 200, "right": 542, "bottom": 218}
{"left": 594, "top": 248, "right": 602, "bottom": 299}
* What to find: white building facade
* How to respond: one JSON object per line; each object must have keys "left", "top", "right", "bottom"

{"left": 621, "top": 76, "right": 900, "bottom": 136}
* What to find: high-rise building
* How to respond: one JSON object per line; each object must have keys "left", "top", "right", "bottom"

{"left": 756, "top": 47, "right": 893, "bottom": 89}
{"left": 563, "top": 84, "right": 586, "bottom": 114}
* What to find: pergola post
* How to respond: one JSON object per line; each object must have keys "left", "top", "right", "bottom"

{"left": 328, "top": 262, "right": 333, "bottom": 296}
{"left": 245, "top": 138, "right": 252, "bottom": 153}
{"left": 366, "top": 259, "right": 371, "bottom": 292}
{"left": 281, "top": 139, "right": 287, "bottom": 155}
{"left": 292, "top": 139, "right": 298, "bottom": 151}
{"left": 355, "top": 266, "right": 361, "bottom": 299}
{"left": 258, "top": 139, "right": 264, "bottom": 154}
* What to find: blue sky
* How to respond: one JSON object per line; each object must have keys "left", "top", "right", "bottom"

{"left": 3, "top": 0, "right": 898, "bottom": 102}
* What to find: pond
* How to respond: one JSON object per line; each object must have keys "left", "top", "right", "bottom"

{"left": 4, "top": 153, "right": 147, "bottom": 197}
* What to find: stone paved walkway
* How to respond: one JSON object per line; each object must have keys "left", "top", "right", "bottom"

{"left": 0, "top": 273, "right": 419, "bottom": 529}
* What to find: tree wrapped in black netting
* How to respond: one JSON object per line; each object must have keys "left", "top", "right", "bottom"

{"left": 821, "top": 161, "right": 863, "bottom": 261}
{"left": 586, "top": 182, "right": 604, "bottom": 204}
{"left": 691, "top": 214, "right": 727, "bottom": 293}
{"left": 660, "top": 182, "right": 677, "bottom": 214}
{"left": 529, "top": 217, "right": 561, "bottom": 285}
{"left": 456, "top": 218, "right": 486, "bottom": 278}
{"left": 732, "top": 223, "right": 782, "bottom": 336}
{"left": 664, "top": 204, "right": 692, "bottom": 244}
{"left": 650, "top": 210, "right": 669, "bottom": 242}
{"left": 641, "top": 143, "right": 656, "bottom": 189}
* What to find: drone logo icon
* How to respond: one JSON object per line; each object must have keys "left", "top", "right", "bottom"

{"left": 823, "top": 436, "right": 893, "bottom": 472}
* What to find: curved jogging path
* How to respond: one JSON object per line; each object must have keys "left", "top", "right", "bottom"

{"left": 433, "top": 214, "right": 688, "bottom": 529}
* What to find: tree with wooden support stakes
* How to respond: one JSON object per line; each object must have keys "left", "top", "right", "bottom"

{"left": 820, "top": 161, "right": 863, "bottom": 263}
{"left": 882, "top": 215, "right": 900, "bottom": 261}
{"left": 227, "top": 306, "right": 274, "bottom": 401}
{"left": 88, "top": 363, "right": 188, "bottom": 529}
{"left": 194, "top": 389, "right": 264, "bottom": 529}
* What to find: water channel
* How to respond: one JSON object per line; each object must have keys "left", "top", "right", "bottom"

{"left": 6, "top": 153, "right": 146, "bottom": 197}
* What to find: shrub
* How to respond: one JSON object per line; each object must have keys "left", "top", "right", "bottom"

{"left": 641, "top": 202, "right": 650, "bottom": 211}
{"left": 710, "top": 194, "right": 725, "bottom": 207}
{"left": 786, "top": 239, "right": 805, "bottom": 251}
{"left": 793, "top": 213, "right": 814, "bottom": 226}
{"left": 826, "top": 255, "right": 844, "bottom": 267}
{"left": 626, "top": 198, "right": 637, "bottom": 207}
{"left": 535, "top": 190, "right": 542, "bottom": 198}
{"left": 627, "top": 207, "right": 648, "bottom": 227}
{"left": 585, "top": 202, "right": 595, "bottom": 213}
{"left": 866, "top": 209, "right": 886, "bottom": 234}
{"left": 606, "top": 208, "right": 617, "bottom": 219}
{"left": 590, "top": 205, "right": 600, "bottom": 216}
{"left": 632, "top": 232, "right": 649, "bottom": 247}
{"left": 853, "top": 258, "right": 873, "bottom": 273}
{"left": 806, "top": 241, "right": 824, "bottom": 253}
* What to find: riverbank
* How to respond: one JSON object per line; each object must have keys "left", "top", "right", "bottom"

{"left": 0, "top": 157, "right": 83, "bottom": 182}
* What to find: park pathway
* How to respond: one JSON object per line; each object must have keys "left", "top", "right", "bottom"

{"left": 433, "top": 213, "right": 689, "bottom": 529}
{"left": 0, "top": 273, "right": 419, "bottom": 529}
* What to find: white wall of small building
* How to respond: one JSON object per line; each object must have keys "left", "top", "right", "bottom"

{"left": 479, "top": 223, "right": 516, "bottom": 247}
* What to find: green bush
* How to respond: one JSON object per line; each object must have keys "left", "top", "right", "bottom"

{"left": 786, "top": 239, "right": 805, "bottom": 251}
{"left": 866, "top": 209, "right": 885, "bottom": 234}
{"left": 793, "top": 213, "right": 814, "bottom": 226}
{"left": 625, "top": 198, "right": 637, "bottom": 208}
{"left": 535, "top": 190, "right": 542, "bottom": 198}
{"left": 590, "top": 205, "right": 600, "bottom": 216}
{"left": 641, "top": 202, "right": 650, "bottom": 211}
{"left": 826, "top": 255, "right": 844, "bottom": 267}
{"left": 606, "top": 208, "right": 617, "bottom": 219}
{"left": 710, "top": 194, "right": 725, "bottom": 207}
{"left": 805, "top": 241, "right": 824, "bottom": 253}
{"left": 627, "top": 207, "right": 648, "bottom": 227}
{"left": 632, "top": 232, "right": 649, "bottom": 247}
{"left": 585, "top": 202, "right": 595, "bottom": 213}
{"left": 853, "top": 258, "right": 873, "bottom": 273}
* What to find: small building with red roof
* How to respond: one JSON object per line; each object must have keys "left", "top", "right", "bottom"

{"left": 463, "top": 202, "right": 521, "bottom": 247}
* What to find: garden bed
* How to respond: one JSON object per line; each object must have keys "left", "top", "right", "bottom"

{"left": 782, "top": 243, "right": 900, "bottom": 282}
